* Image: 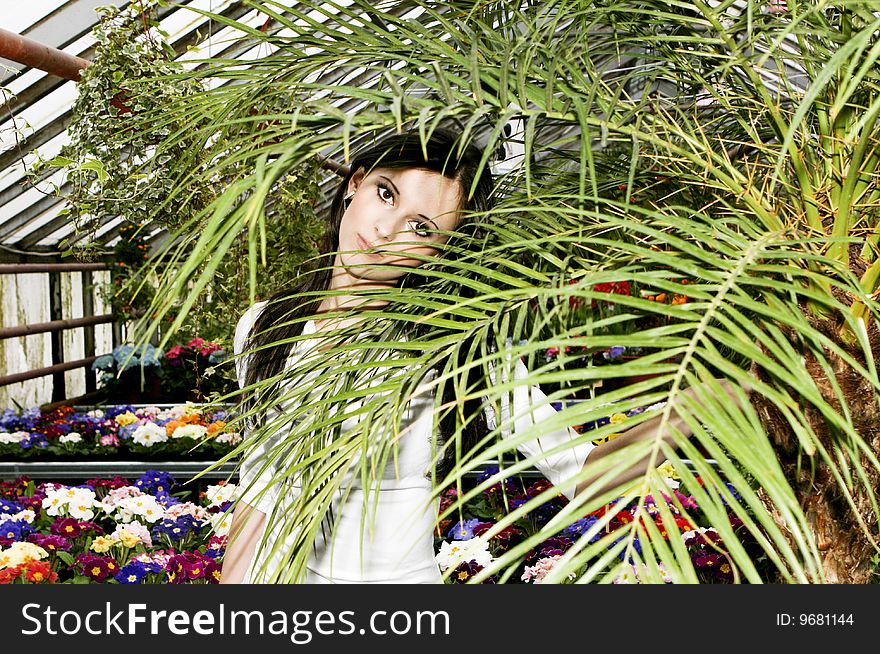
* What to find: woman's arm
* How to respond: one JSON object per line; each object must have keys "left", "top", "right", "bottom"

{"left": 574, "top": 379, "right": 751, "bottom": 498}
{"left": 219, "top": 501, "right": 266, "bottom": 584}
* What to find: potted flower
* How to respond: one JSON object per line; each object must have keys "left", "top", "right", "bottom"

{"left": 92, "top": 344, "right": 164, "bottom": 404}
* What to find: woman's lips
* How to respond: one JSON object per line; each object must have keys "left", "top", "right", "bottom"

{"left": 357, "top": 234, "right": 379, "bottom": 254}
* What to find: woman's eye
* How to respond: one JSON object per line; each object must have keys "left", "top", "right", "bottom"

{"left": 409, "top": 221, "right": 431, "bottom": 238}
{"left": 377, "top": 184, "right": 394, "bottom": 204}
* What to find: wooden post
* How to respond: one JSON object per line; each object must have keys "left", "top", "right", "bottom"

{"left": 47, "top": 271, "right": 65, "bottom": 403}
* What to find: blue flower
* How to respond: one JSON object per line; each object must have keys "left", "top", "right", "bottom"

{"left": 563, "top": 516, "right": 600, "bottom": 541}
{"left": 602, "top": 346, "right": 626, "bottom": 361}
{"left": 105, "top": 405, "right": 135, "bottom": 419}
{"left": 0, "top": 498, "right": 24, "bottom": 514}
{"left": 115, "top": 561, "right": 151, "bottom": 584}
{"left": 135, "top": 470, "right": 178, "bottom": 495}
{"left": 0, "top": 519, "right": 32, "bottom": 543}
{"left": 476, "top": 465, "right": 500, "bottom": 483}
{"left": 151, "top": 515, "right": 204, "bottom": 542}
{"left": 19, "top": 433, "right": 48, "bottom": 450}
{"left": 615, "top": 536, "right": 642, "bottom": 563}
{"left": 91, "top": 354, "right": 115, "bottom": 372}
{"left": 447, "top": 518, "right": 482, "bottom": 541}
{"left": 117, "top": 423, "right": 139, "bottom": 440}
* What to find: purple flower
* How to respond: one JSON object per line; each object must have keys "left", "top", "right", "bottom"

{"left": 447, "top": 518, "right": 483, "bottom": 541}
{"left": 602, "top": 346, "right": 626, "bottom": 361}
{"left": 27, "top": 533, "right": 72, "bottom": 553}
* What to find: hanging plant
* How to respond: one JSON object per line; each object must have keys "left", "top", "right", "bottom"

{"left": 29, "top": 0, "right": 211, "bottom": 257}
{"left": 27, "top": 0, "right": 326, "bottom": 352}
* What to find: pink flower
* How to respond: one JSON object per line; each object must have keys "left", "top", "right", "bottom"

{"left": 100, "top": 434, "right": 120, "bottom": 447}
{"left": 186, "top": 338, "right": 205, "bottom": 350}
{"left": 521, "top": 555, "right": 565, "bottom": 583}
{"left": 164, "top": 345, "right": 186, "bottom": 361}
{"left": 198, "top": 341, "right": 221, "bottom": 356}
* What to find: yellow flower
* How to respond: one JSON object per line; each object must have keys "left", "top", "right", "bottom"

{"left": 609, "top": 413, "right": 628, "bottom": 425}
{"left": 91, "top": 536, "right": 120, "bottom": 553}
{"left": 118, "top": 531, "right": 140, "bottom": 548}
{"left": 115, "top": 411, "right": 138, "bottom": 427}
{"left": 656, "top": 460, "right": 680, "bottom": 480}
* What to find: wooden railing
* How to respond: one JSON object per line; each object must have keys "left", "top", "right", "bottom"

{"left": 0, "top": 262, "right": 118, "bottom": 406}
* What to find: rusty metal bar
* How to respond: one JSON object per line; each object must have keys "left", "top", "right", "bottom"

{"left": 0, "top": 27, "right": 90, "bottom": 82}
{"left": 0, "top": 355, "right": 99, "bottom": 388}
{"left": 0, "top": 313, "right": 114, "bottom": 339}
{"left": 0, "top": 263, "right": 108, "bottom": 274}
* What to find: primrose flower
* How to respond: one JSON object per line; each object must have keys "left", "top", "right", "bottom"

{"left": 131, "top": 423, "right": 168, "bottom": 447}
{"left": 435, "top": 538, "right": 493, "bottom": 572}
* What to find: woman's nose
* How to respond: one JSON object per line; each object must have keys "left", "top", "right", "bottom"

{"left": 374, "top": 214, "right": 398, "bottom": 241}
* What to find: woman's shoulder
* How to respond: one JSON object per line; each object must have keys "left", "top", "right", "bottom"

{"left": 234, "top": 301, "right": 268, "bottom": 356}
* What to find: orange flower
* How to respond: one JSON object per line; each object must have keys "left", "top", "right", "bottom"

{"left": 165, "top": 420, "right": 184, "bottom": 437}
{"left": 206, "top": 421, "right": 226, "bottom": 437}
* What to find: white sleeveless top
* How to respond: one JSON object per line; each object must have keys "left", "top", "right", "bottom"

{"left": 233, "top": 302, "right": 595, "bottom": 583}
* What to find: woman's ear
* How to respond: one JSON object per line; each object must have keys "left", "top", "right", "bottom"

{"left": 347, "top": 167, "right": 365, "bottom": 195}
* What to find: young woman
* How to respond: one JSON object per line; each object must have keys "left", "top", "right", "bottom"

{"left": 219, "top": 127, "right": 745, "bottom": 584}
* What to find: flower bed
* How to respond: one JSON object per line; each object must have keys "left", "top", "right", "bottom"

{"left": 0, "top": 404, "right": 241, "bottom": 460}
{"left": 434, "top": 463, "right": 770, "bottom": 584}
{"left": 0, "top": 470, "right": 232, "bottom": 583}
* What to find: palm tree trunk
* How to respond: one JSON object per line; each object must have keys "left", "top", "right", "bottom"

{"left": 750, "top": 311, "right": 880, "bottom": 583}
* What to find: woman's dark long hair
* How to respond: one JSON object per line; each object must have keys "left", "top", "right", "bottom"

{"left": 242, "top": 126, "right": 495, "bottom": 478}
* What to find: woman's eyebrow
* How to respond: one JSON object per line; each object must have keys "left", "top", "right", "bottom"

{"left": 378, "top": 175, "right": 438, "bottom": 227}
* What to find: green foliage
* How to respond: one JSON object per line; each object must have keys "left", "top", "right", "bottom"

{"left": 112, "top": 0, "right": 880, "bottom": 583}
{"left": 29, "top": 1, "right": 210, "bottom": 257}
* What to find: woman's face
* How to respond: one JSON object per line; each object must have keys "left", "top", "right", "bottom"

{"left": 333, "top": 166, "right": 464, "bottom": 286}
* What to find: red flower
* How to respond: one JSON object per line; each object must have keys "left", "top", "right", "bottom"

{"left": 164, "top": 345, "right": 186, "bottom": 362}
{"left": 591, "top": 281, "right": 631, "bottom": 308}
{"left": 0, "top": 565, "right": 23, "bottom": 584}
{"left": 24, "top": 561, "right": 57, "bottom": 584}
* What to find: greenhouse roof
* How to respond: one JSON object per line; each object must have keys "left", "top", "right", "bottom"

{"left": 0, "top": 0, "right": 799, "bottom": 264}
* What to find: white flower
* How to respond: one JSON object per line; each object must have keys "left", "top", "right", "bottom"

{"left": 88, "top": 409, "right": 105, "bottom": 418}
{"left": 100, "top": 486, "right": 142, "bottom": 514}
{"left": 66, "top": 488, "right": 99, "bottom": 521}
{"left": 210, "top": 511, "right": 232, "bottom": 538}
{"left": 613, "top": 563, "right": 673, "bottom": 584}
{"left": 113, "top": 495, "right": 164, "bottom": 523}
{"left": 131, "top": 422, "right": 168, "bottom": 446}
{"left": 41, "top": 488, "right": 68, "bottom": 516}
{"left": 59, "top": 432, "right": 83, "bottom": 444}
{"left": 0, "top": 542, "right": 48, "bottom": 568}
{"left": 0, "top": 432, "right": 23, "bottom": 444}
{"left": 434, "top": 538, "right": 493, "bottom": 572}
{"left": 682, "top": 526, "right": 717, "bottom": 542}
{"left": 171, "top": 424, "right": 208, "bottom": 440}
{"left": 1, "top": 509, "right": 35, "bottom": 524}
{"left": 204, "top": 482, "right": 237, "bottom": 508}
